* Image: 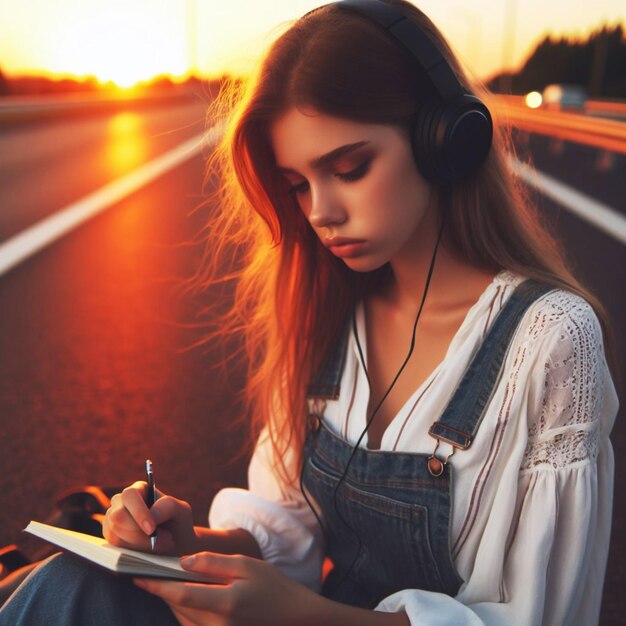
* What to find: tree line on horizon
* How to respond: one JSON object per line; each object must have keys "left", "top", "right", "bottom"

{"left": 0, "top": 71, "right": 206, "bottom": 97}
{"left": 487, "top": 23, "right": 625, "bottom": 98}
{"left": 0, "top": 23, "right": 624, "bottom": 100}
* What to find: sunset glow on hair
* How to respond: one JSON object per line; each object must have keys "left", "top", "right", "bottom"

{"left": 186, "top": 0, "right": 619, "bottom": 483}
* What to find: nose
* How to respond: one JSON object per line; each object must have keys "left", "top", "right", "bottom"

{"left": 306, "top": 184, "right": 347, "bottom": 230}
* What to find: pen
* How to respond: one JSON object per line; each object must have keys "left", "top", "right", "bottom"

{"left": 145, "top": 459, "right": 157, "bottom": 550}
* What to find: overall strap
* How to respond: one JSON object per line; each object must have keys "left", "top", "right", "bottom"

{"left": 306, "top": 320, "right": 352, "bottom": 400}
{"left": 428, "top": 279, "right": 554, "bottom": 452}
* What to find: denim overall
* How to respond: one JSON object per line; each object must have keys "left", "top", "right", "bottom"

{"left": 302, "top": 279, "right": 553, "bottom": 609}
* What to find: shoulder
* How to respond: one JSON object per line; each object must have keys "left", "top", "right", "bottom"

{"left": 507, "top": 285, "right": 617, "bottom": 472}
{"left": 514, "top": 283, "right": 606, "bottom": 396}
{"left": 498, "top": 280, "right": 610, "bottom": 420}
{"left": 501, "top": 278, "right": 604, "bottom": 359}
{"left": 521, "top": 287, "right": 612, "bottom": 430}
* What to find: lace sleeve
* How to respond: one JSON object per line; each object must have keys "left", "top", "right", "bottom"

{"left": 521, "top": 291, "right": 607, "bottom": 472}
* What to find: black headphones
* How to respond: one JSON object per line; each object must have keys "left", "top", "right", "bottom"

{"left": 297, "top": 0, "right": 488, "bottom": 596}
{"left": 318, "top": 0, "right": 493, "bottom": 182}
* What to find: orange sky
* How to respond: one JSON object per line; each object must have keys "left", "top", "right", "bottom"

{"left": 0, "top": 0, "right": 623, "bottom": 87}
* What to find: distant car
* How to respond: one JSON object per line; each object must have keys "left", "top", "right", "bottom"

{"left": 541, "top": 84, "right": 587, "bottom": 110}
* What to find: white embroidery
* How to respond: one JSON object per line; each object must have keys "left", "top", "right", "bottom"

{"left": 521, "top": 290, "right": 605, "bottom": 471}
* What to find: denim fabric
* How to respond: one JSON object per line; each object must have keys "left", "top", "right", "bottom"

{"left": 0, "top": 279, "right": 554, "bottom": 621}
{"left": 430, "top": 280, "right": 554, "bottom": 448}
{"left": 303, "top": 279, "right": 553, "bottom": 609}
{"left": 0, "top": 553, "right": 179, "bottom": 626}
{"left": 307, "top": 322, "right": 352, "bottom": 400}
{"left": 303, "top": 421, "right": 463, "bottom": 608}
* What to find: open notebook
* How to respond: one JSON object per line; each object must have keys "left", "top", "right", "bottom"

{"left": 25, "top": 521, "right": 227, "bottom": 583}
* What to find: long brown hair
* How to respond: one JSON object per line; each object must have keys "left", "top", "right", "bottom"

{"left": 186, "top": 0, "right": 619, "bottom": 486}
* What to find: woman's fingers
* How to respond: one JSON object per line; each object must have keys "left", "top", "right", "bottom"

{"left": 170, "top": 604, "right": 218, "bottom": 626}
{"left": 135, "top": 553, "right": 258, "bottom": 612}
{"left": 180, "top": 552, "right": 255, "bottom": 580}
{"left": 134, "top": 579, "right": 231, "bottom": 613}
{"left": 102, "top": 483, "right": 155, "bottom": 549}
{"left": 120, "top": 482, "right": 155, "bottom": 535}
{"left": 103, "top": 483, "right": 196, "bottom": 554}
{"left": 136, "top": 557, "right": 313, "bottom": 624}
{"left": 151, "top": 495, "right": 192, "bottom": 527}
{"left": 104, "top": 511, "right": 149, "bottom": 549}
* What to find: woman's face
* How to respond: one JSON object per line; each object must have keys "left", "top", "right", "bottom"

{"left": 269, "top": 106, "right": 434, "bottom": 272}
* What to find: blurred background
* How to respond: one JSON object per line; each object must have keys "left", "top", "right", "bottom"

{"left": 0, "top": 0, "right": 624, "bottom": 622}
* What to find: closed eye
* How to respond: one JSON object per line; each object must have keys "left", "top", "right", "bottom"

{"left": 287, "top": 158, "right": 372, "bottom": 196}
{"left": 336, "top": 159, "right": 371, "bottom": 182}
{"left": 287, "top": 180, "right": 309, "bottom": 196}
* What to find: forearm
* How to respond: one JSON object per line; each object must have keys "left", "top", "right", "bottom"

{"left": 192, "top": 526, "right": 263, "bottom": 559}
{"left": 190, "top": 528, "right": 407, "bottom": 624}
{"left": 308, "top": 594, "right": 410, "bottom": 626}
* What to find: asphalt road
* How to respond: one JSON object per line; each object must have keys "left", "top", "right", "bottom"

{"left": 0, "top": 101, "right": 624, "bottom": 622}
{"left": 0, "top": 98, "right": 250, "bottom": 551}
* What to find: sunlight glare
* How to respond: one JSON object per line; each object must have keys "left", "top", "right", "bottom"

{"left": 46, "top": 8, "right": 187, "bottom": 87}
{"left": 106, "top": 112, "right": 146, "bottom": 174}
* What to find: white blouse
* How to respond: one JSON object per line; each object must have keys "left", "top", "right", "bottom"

{"left": 209, "top": 269, "right": 618, "bottom": 626}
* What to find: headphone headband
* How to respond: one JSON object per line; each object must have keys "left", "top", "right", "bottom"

{"left": 338, "top": 0, "right": 462, "bottom": 101}
{"left": 299, "top": 0, "right": 493, "bottom": 181}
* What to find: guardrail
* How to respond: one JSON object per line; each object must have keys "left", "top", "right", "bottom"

{"left": 2, "top": 89, "right": 625, "bottom": 157}
{"left": 585, "top": 99, "right": 626, "bottom": 117}
{"left": 0, "top": 86, "right": 206, "bottom": 123}
{"left": 492, "top": 95, "right": 626, "bottom": 155}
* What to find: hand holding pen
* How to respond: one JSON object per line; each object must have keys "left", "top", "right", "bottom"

{"left": 145, "top": 459, "right": 157, "bottom": 550}
{"left": 102, "top": 461, "right": 198, "bottom": 556}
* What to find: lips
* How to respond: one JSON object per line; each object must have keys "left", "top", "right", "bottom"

{"left": 324, "top": 238, "right": 367, "bottom": 258}
{"left": 324, "top": 237, "right": 366, "bottom": 248}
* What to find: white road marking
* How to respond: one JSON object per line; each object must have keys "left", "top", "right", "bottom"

{"left": 0, "top": 124, "right": 222, "bottom": 277}
{"left": 509, "top": 157, "right": 626, "bottom": 245}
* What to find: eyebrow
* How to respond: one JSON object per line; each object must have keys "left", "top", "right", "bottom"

{"left": 276, "top": 141, "right": 371, "bottom": 175}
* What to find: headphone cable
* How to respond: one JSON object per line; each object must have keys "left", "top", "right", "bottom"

{"left": 297, "top": 208, "right": 446, "bottom": 597}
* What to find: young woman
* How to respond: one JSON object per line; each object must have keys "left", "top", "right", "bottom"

{"left": 0, "top": 1, "right": 619, "bottom": 624}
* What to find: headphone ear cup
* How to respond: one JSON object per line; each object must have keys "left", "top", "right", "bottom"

{"left": 432, "top": 95, "right": 493, "bottom": 182}
{"left": 411, "top": 99, "right": 440, "bottom": 182}
{"left": 412, "top": 95, "right": 493, "bottom": 183}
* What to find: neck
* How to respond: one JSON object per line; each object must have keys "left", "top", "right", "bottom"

{"left": 382, "top": 206, "right": 496, "bottom": 315}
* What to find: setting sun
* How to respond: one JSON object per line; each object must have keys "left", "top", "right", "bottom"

{"left": 0, "top": 0, "right": 624, "bottom": 86}
{"left": 1, "top": 0, "right": 189, "bottom": 88}
{"left": 49, "top": 10, "right": 188, "bottom": 87}
{"left": 78, "top": 23, "right": 165, "bottom": 88}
